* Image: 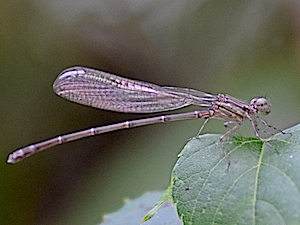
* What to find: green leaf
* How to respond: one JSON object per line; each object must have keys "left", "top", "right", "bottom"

{"left": 172, "top": 124, "right": 300, "bottom": 225}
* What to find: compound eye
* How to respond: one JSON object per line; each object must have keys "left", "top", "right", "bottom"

{"left": 252, "top": 98, "right": 270, "bottom": 115}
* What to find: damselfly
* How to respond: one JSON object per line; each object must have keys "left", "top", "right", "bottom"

{"left": 7, "top": 67, "right": 283, "bottom": 165}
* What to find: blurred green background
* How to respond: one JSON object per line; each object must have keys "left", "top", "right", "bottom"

{"left": 1, "top": 1, "right": 300, "bottom": 224}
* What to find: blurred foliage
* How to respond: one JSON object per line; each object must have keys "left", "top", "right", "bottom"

{"left": 1, "top": 1, "right": 300, "bottom": 225}
{"left": 100, "top": 191, "right": 182, "bottom": 225}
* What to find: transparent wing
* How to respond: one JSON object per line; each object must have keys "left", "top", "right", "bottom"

{"left": 53, "top": 67, "right": 217, "bottom": 113}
